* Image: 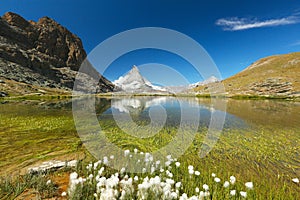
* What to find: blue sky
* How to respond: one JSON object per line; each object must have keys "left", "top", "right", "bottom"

{"left": 1, "top": 0, "right": 300, "bottom": 85}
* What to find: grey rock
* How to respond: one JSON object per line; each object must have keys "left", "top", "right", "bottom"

{"left": 28, "top": 160, "right": 77, "bottom": 174}
{"left": 0, "top": 91, "right": 8, "bottom": 97}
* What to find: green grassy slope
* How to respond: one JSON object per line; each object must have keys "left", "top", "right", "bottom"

{"left": 195, "top": 52, "right": 300, "bottom": 98}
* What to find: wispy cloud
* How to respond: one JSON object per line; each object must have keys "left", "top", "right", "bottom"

{"left": 290, "top": 41, "right": 300, "bottom": 46}
{"left": 216, "top": 15, "right": 300, "bottom": 31}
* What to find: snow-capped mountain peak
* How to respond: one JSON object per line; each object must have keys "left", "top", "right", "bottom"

{"left": 113, "top": 65, "right": 167, "bottom": 93}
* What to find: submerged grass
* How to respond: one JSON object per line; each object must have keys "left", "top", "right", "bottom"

{"left": 0, "top": 101, "right": 82, "bottom": 175}
{"left": 0, "top": 99, "right": 299, "bottom": 199}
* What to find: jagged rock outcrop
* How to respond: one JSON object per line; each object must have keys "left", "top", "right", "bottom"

{"left": 0, "top": 12, "right": 114, "bottom": 95}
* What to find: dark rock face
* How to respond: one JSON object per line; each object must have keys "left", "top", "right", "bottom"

{"left": 0, "top": 12, "right": 114, "bottom": 93}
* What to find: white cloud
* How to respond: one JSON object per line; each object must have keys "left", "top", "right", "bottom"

{"left": 216, "top": 15, "right": 300, "bottom": 31}
{"left": 290, "top": 41, "right": 300, "bottom": 46}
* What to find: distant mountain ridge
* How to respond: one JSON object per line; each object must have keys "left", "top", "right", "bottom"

{"left": 189, "top": 76, "right": 219, "bottom": 88}
{"left": 195, "top": 52, "right": 300, "bottom": 98}
{"left": 0, "top": 12, "right": 114, "bottom": 96}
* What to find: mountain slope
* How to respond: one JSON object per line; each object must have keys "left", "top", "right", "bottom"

{"left": 195, "top": 52, "right": 300, "bottom": 97}
{"left": 0, "top": 12, "right": 114, "bottom": 96}
{"left": 113, "top": 65, "right": 167, "bottom": 93}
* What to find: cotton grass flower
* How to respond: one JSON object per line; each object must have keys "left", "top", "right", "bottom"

{"left": 292, "top": 178, "right": 299, "bottom": 183}
{"left": 134, "top": 175, "right": 139, "bottom": 181}
{"left": 195, "top": 187, "right": 200, "bottom": 193}
{"left": 188, "top": 165, "right": 194, "bottom": 170}
{"left": 195, "top": 171, "right": 200, "bottom": 176}
{"left": 151, "top": 166, "right": 156, "bottom": 174}
{"left": 61, "top": 191, "right": 67, "bottom": 196}
{"left": 240, "top": 191, "right": 247, "bottom": 198}
{"left": 166, "top": 154, "right": 172, "bottom": 160}
{"left": 170, "top": 192, "right": 178, "bottom": 199}
{"left": 204, "top": 191, "right": 210, "bottom": 197}
{"left": 175, "top": 182, "right": 181, "bottom": 188}
{"left": 199, "top": 191, "right": 205, "bottom": 198}
{"left": 88, "top": 174, "right": 93, "bottom": 180}
{"left": 230, "top": 176, "right": 236, "bottom": 184}
{"left": 211, "top": 173, "right": 216, "bottom": 177}
{"left": 180, "top": 193, "right": 188, "bottom": 200}
{"left": 223, "top": 181, "right": 230, "bottom": 188}
{"left": 214, "top": 177, "right": 221, "bottom": 183}
{"left": 70, "top": 172, "right": 78, "bottom": 180}
{"left": 230, "top": 190, "right": 236, "bottom": 196}
{"left": 203, "top": 184, "right": 209, "bottom": 191}
{"left": 156, "top": 160, "right": 161, "bottom": 166}
{"left": 165, "top": 160, "right": 171, "bottom": 167}
{"left": 188, "top": 169, "right": 194, "bottom": 175}
{"left": 166, "top": 178, "right": 175, "bottom": 185}
{"left": 124, "top": 149, "right": 130, "bottom": 157}
{"left": 98, "top": 167, "right": 105, "bottom": 175}
{"left": 175, "top": 162, "right": 180, "bottom": 167}
{"left": 103, "top": 156, "right": 109, "bottom": 165}
{"left": 86, "top": 163, "right": 92, "bottom": 171}
{"left": 166, "top": 170, "right": 173, "bottom": 178}
{"left": 120, "top": 167, "right": 126, "bottom": 174}
{"left": 245, "top": 182, "right": 254, "bottom": 189}
{"left": 189, "top": 195, "right": 198, "bottom": 200}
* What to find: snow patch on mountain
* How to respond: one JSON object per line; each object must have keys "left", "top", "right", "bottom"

{"left": 189, "top": 76, "right": 219, "bottom": 88}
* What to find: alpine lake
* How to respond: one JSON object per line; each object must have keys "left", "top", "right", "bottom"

{"left": 0, "top": 96, "right": 299, "bottom": 199}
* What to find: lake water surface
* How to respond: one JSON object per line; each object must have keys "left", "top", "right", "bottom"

{"left": 0, "top": 97, "right": 299, "bottom": 197}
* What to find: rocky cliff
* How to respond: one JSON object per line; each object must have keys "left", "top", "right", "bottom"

{"left": 0, "top": 12, "right": 114, "bottom": 96}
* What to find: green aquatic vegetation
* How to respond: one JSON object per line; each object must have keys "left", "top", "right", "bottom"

{"left": 0, "top": 99, "right": 299, "bottom": 199}
{"left": 0, "top": 101, "right": 82, "bottom": 174}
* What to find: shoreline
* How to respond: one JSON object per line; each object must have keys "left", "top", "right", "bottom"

{"left": 1, "top": 92, "right": 299, "bottom": 101}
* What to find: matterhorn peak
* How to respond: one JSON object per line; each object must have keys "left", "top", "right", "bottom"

{"left": 113, "top": 65, "right": 167, "bottom": 93}
{"left": 132, "top": 65, "right": 138, "bottom": 70}
{"left": 129, "top": 65, "right": 141, "bottom": 74}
